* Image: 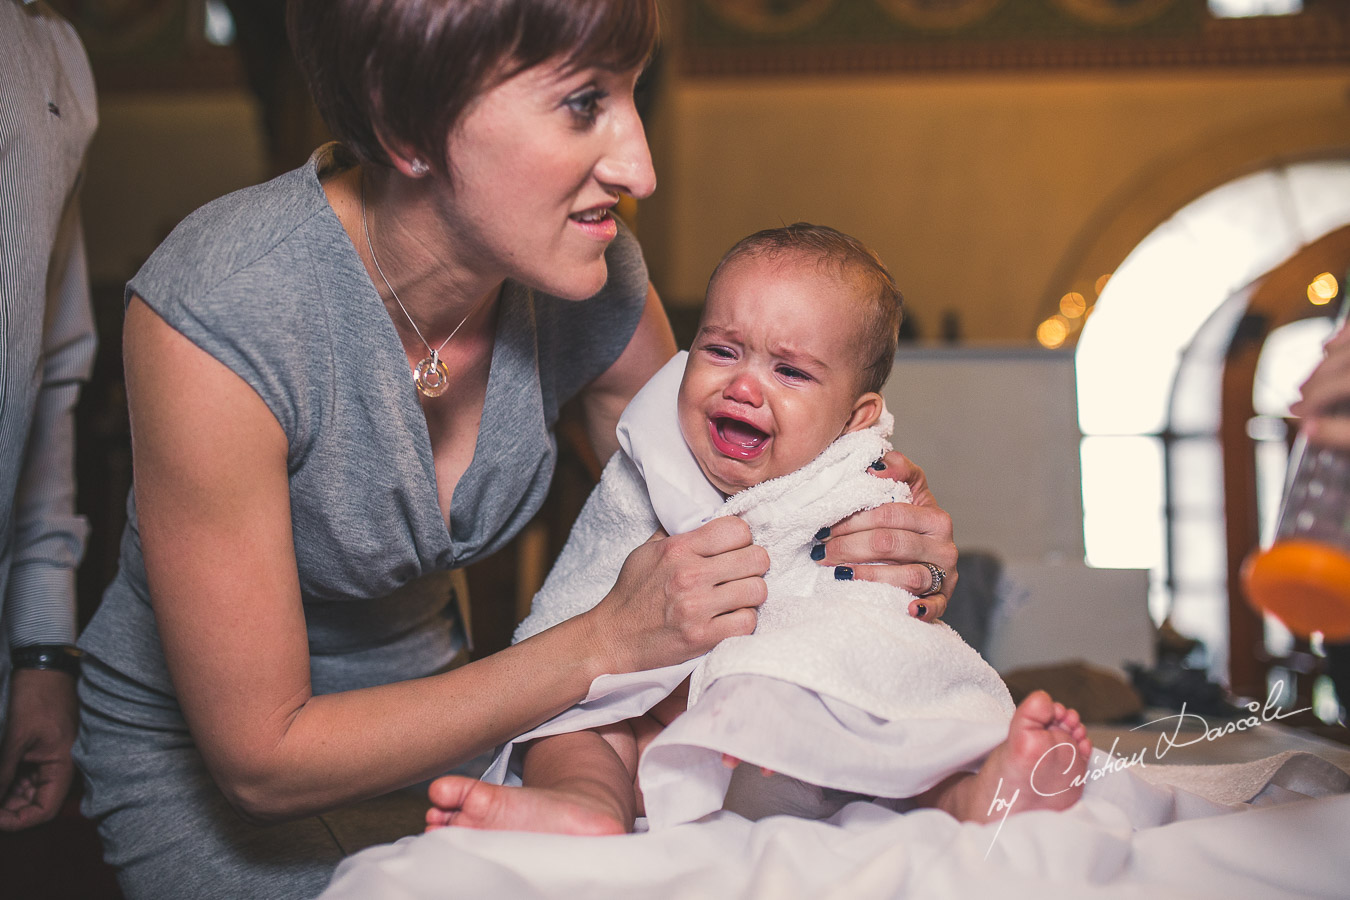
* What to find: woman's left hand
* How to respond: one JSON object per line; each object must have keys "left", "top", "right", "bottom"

{"left": 812, "top": 450, "right": 956, "bottom": 621}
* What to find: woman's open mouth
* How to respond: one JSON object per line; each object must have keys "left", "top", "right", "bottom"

{"left": 569, "top": 207, "right": 617, "bottom": 240}
{"left": 709, "top": 416, "right": 769, "bottom": 460}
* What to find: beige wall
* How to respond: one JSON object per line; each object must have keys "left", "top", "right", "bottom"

{"left": 83, "top": 91, "right": 266, "bottom": 285}
{"left": 639, "top": 68, "right": 1350, "bottom": 342}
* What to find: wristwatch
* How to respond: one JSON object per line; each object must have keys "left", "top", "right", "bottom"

{"left": 11, "top": 644, "right": 83, "bottom": 675}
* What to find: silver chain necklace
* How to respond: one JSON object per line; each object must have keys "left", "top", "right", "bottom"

{"left": 360, "top": 175, "right": 480, "bottom": 398}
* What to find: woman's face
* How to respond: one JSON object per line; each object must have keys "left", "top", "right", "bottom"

{"left": 437, "top": 59, "right": 656, "bottom": 301}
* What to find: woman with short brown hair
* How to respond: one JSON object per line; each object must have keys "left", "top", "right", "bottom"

{"left": 73, "top": 2, "right": 958, "bottom": 896}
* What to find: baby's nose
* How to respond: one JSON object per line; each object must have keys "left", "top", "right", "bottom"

{"left": 724, "top": 371, "right": 764, "bottom": 406}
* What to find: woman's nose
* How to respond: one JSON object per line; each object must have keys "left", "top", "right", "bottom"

{"left": 596, "top": 104, "right": 656, "bottom": 200}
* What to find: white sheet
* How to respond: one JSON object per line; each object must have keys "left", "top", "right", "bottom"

{"left": 322, "top": 751, "right": 1350, "bottom": 899}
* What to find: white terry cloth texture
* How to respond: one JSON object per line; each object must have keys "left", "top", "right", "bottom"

{"left": 487, "top": 352, "right": 1015, "bottom": 828}
{"left": 323, "top": 749, "right": 1350, "bottom": 899}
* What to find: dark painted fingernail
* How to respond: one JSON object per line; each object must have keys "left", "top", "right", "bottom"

{"left": 915, "top": 603, "right": 927, "bottom": 618}
{"left": 814, "top": 526, "right": 831, "bottom": 541}
{"left": 810, "top": 543, "right": 826, "bottom": 561}
{"left": 870, "top": 459, "right": 887, "bottom": 471}
{"left": 834, "top": 566, "right": 853, "bottom": 581}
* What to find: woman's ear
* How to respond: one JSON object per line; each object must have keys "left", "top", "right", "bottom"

{"left": 374, "top": 128, "right": 434, "bottom": 179}
{"left": 844, "top": 392, "right": 884, "bottom": 434}
{"left": 387, "top": 148, "right": 433, "bottom": 179}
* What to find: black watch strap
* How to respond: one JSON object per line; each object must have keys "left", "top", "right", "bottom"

{"left": 11, "top": 644, "right": 83, "bottom": 675}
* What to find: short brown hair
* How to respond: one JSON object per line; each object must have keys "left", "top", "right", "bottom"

{"left": 287, "top": 0, "right": 659, "bottom": 174}
{"left": 708, "top": 223, "right": 903, "bottom": 395}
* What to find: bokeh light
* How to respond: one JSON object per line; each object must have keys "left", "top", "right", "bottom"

{"left": 1037, "top": 316, "right": 1069, "bottom": 349}
{"left": 1060, "top": 291, "right": 1087, "bottom": 318}
{"left": 1308, "top": 271, "right": 1338, "bottom": 306}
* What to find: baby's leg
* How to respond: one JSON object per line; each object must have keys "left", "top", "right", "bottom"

{"left": 425, "top": 722, "right": 639, "bottom": 836}
{"left": 916, "top": 690, "right": 1092, "bottom": 823}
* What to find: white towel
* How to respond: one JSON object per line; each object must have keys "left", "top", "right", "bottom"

{"left": 497, "top": 352, "right": 1014, "bottom": 826}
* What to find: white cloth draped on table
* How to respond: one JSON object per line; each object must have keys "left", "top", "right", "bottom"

{"left": 324, "top": 749, "right": 1350, "bottom": 899}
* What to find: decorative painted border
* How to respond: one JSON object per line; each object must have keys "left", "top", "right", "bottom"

{"left": 682, "top": 5, "right": 1350, "bottom": 76}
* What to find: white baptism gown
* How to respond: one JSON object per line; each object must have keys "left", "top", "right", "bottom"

{"left": 485, "top": 352, "right": 1015, "bottom": 828}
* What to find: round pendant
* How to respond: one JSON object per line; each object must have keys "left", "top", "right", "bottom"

{"left": 413, "top": 355, "right": 450, "bottom": 398}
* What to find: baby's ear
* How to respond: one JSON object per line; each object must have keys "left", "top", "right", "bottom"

{"left": 844, "top": 392, "right": 884, "bottom": 433}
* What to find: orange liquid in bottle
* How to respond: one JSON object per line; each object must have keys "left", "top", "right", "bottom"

{"left": 1242, "top": 539, "right": 1350, "bottom": 641}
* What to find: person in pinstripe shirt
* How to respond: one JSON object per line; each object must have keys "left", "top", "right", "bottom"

{"left": 0, "top": 0, "right": 98, "bottom": 831}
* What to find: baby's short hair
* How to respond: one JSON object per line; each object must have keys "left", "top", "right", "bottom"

{"left": 708, "top": 223, "right": 903, "bottom": 395}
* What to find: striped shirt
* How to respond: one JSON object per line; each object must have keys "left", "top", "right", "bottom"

{"left": 0, "top": 0, "right": 97, "bottom": 654}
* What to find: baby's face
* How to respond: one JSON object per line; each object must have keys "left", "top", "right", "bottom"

{"left": 678, "top": 253, "right": 882, "bottom": 496}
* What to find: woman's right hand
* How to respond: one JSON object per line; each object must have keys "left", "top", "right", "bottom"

{"left": 586, "top": 517, "right": 769, "bottom": 673}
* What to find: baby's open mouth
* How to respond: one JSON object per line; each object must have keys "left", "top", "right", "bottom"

{"left": 715, "top": 417, "right": 768, "bottom": 450}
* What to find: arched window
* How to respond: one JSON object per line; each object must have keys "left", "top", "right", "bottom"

{"left": 1075, "top": 159, "right": 1350, "bottom": 683}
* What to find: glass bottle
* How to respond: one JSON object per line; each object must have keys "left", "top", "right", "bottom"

{"left": 1242, "top": 302, "right": 1350, "bottom": 640}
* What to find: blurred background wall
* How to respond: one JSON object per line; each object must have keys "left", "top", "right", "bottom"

{"left": 50, "top": 0, "right": 1350, "bottom": 711}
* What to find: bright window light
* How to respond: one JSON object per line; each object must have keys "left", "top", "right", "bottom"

{"left": 1252, "top": 317, "right": 1337, "bottom": 418}
{"left": 1081, "top": 435, "right": 1165, "bottom": 570}
{"left": 1208, "top": 0, "right": 1303, "bottom": 16}
{"left": 1078, "top": 163, "right": 1350, "bottom": 437}
{"left": 204, "top": 0, "right": 236, "bottom": 46}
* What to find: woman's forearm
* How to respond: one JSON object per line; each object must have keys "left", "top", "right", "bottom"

{"left": 213, "top": 611, "right": 610, "bottom": 822}
{"left": 216, "top": 516, "right": 769, "bottom": 822}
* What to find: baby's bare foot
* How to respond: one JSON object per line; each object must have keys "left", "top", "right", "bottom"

{"left": 424, "top": 775, "right": 629, "bottom": 836}
{"left": 959, "top": 690, "right": 1092, "bottom": 822}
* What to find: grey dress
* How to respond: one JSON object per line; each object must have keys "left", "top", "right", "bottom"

{"left": 74, "top": 144, "right": 648, "bottom": 900}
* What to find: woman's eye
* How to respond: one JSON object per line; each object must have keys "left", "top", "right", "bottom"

{"left": 564, "top": 88, "right": 606, "bottom": 124}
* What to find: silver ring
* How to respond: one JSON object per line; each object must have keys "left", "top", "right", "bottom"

{"left": 919, "top": 562, "right": 946, "bottom": 598}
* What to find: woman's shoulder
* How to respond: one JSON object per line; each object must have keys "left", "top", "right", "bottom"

{"left": 127, "top": 152, "right": 361, "bottom": 441}
{"left": 131, "top": 153, "right": 345, "bottom": 316}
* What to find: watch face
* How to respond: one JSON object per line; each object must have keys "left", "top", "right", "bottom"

{"left": 703, "top": 0, "right": 840, "bottom": 34}
{"left": 1051, "top": 0, "right": 1178, "bottom": 27}
{"left": 875, "top": 0, "right": 1005, "bottom": 30}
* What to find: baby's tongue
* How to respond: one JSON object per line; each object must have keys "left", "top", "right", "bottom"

{"left": 719, "top": 418, "right": 767, "bottom": 447}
